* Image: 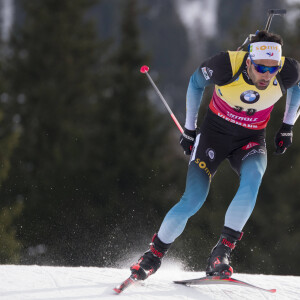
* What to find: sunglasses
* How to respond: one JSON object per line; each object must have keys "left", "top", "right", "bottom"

{"left": 249, "top": 56, "right": 281, "bottom": 74}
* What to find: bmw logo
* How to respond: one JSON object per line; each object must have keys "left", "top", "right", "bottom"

{"left": 240, "top": 90, "right": 260, "bottom": 104}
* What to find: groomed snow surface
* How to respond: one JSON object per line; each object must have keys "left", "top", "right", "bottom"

{"left": 0, "top": 263, "right": 299, "bottom": 300}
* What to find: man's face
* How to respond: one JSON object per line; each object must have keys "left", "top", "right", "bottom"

{"left": 246, "top": 59, "right": 280, "bottom": 90}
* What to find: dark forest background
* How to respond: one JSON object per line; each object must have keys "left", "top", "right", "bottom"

{"left": 0, "top": 0, "right": 300, "bottom": 275}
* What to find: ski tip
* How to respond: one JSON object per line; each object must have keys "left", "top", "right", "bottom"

{"left": 140, "top": 65, "right": 149, "bottom": 73}
{"left": 269, "top": 288, "right": 277, "bottom": 293}
{"left": 113, "top": 287, "right": 121, "bottom": 294}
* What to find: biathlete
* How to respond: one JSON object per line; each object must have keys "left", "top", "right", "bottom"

{"left": 130, "top": 30, "right": 300, "bottom": 279}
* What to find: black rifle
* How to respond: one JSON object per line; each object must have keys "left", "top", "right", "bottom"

{"left": 237, "top": 9, "right": 287, "bottom": 51}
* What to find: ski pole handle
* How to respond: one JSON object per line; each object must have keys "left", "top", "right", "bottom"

{"left": 140, "top": 65, "right": 184, "bottom": 133}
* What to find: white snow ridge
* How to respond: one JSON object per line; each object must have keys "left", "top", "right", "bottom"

{"left": 0, "top": 265, "right": 300, "bottom": 299}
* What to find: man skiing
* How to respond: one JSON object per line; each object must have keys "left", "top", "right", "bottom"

{"left": 130, "top": 30, "right": 300, "bottom": 280}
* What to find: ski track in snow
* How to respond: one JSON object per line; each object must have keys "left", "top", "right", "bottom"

{"left": 0, "top": 265, "right": 299, "bottom": 299}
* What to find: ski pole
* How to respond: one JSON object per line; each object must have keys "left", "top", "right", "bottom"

{"left": 237, "top": 8, "right": 286, "bottom": 51}
{"left": 140, "top": 65, "right": 183, "bottom": 133}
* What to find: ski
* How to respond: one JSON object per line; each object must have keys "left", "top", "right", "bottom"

{"left": 113, "top": 274, "right": 138, "bottom": 294}
{"left": 174, "top": 275, "right": 276, "bottom": 293}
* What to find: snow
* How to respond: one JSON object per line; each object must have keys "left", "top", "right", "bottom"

{"left": 0, "top": 265, "right": 299, "bottom": 300}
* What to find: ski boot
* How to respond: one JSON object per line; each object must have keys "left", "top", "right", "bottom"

{"left": 130, "top": 233, "right": 171, "bottom": 280}
{"left": 206, "top": 226, "right": 243, "bottom": 278}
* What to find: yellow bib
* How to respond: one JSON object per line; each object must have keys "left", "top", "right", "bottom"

{"left": 215, "top": 51, "right": 285, "bottom": 112}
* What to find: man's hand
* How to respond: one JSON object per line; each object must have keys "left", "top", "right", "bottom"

{"left": 274, "top": 123, "right": 293, "bottom": 155}
{"left": 180, "top": 128, "right": 196, "bottom": 155}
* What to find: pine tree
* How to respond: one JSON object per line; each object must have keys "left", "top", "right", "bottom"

{"left": 97, "top": 0, "right": 186, "bottom": 265}
{"left": 0, "top": 201, "right": 23, "bottom": 263}
{"left": 1, "top": 0, "right": 112, "bottom": 265}
{"left": 1, "top": 0, "right": 186, "bottom": 266}
{"left": 0, "top": 54, "right": 22, "bottom": 263}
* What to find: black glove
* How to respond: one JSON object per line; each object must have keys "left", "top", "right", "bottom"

{"left": 180, "top": 127, "right": 196, "bottom": 155}
{"left": 274, "top": 123, "right": 293, "bottom": 155}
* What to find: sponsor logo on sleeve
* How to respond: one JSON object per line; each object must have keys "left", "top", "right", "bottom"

{"left": 201, "top": 67, "right": 211, "bottom": 80}
{"left": 207, "top": 67, "right": 213, "bottom": 77}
